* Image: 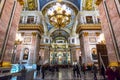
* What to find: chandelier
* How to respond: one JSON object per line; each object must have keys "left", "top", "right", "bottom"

{"left": 47, "top": 3, "right": 72, "bottom": 28}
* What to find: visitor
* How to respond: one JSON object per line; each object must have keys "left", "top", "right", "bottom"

{"left": 76, "top": 63, "right": 81, "bottom": 77}
{"left": 106, "top": 66, "right": 116, "bottom": 80}
{"left": 41, "top": 65, "right": 45, "bottom": 79}
{"left": 81, "top": 63, "right": 86, "bottom": 75}
{"left": 36, "top": 61, "right": 41, "bottom": 76}
{"left": 92, "top": 64, "right": 97, "bottom": 80}
{"left": 100, "top": 65, "right": 106, "bottom": 80}
{"left": 114, "top": 67, "right": 120, "bottom": 80}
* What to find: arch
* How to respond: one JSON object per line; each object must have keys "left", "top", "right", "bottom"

{"left": 48, "top": 27, "right": 70, "bottom": 37}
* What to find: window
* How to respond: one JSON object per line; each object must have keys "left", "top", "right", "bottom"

{"left": 27, "top": 16, "right": 34, "bottom": 23}
{"left": 46, "top": 39, "right": 48, "bottom": 43}
{"left": 19, "top": 16, "right": 23, "bottom": 23}
{"left": 86, "top": 16, "right": 93, "bottom": 23}
{"left": 72, "top": 39, "right": 74, "bottom": 43}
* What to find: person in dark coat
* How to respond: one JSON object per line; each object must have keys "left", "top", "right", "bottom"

{"left": 36, "top": 63, "right": 41, "bottom": 76}
{"left": 92, "top": 64, "right": 97, "bottom": 80}
{"left": 41, "top": 65, "right": 45, "bottom": 79}
{"left": 73, "top": 63, "right": 81, "bottom": 78}
{"left": 76, "top": 64, "right": 81, "bottom": 77}
{"left": 106, "top": 66, "right": 116, "bottom": 80}
{"left": 114, "top": 67, "right": 120, "bottom": 80}
{"left": 73, "top": 63, "right": 77, "bottom": 77}
{"left": 81, "top": 63, "right": 86, "bottom": 75}
{"left": 100, "top": 65, "right": 106, "bottom": 80}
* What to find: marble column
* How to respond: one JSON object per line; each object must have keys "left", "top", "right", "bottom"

{"left": 32, "top": 32, "right": 40, "bottom": 63}
{"left": 79, "top": 32, "right": 92, "bottom": 64}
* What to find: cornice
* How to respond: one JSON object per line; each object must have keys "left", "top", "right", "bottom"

{"left": 18, "top": 24, "right": 44, "bottom": 33}
{"left": 76, "top": 24, "right": 101, "bottom": 33}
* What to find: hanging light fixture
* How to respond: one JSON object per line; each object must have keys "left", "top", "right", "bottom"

{"left": 47, "top": 3, "right": 72, "bottom": 28}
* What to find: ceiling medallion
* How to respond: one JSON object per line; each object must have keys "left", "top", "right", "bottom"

{"left": 47, "top": 3, "right": 72, "bottom": 28}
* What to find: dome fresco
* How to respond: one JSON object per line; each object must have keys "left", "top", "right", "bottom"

{"left": 39, "top": 0, "right": 81, "bottom": 10}
{"left": 42, "top": 1, "right": 78, "bottom": 31}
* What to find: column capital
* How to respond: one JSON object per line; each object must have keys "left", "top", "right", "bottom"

{"left": 95, "top": 32, "right": 100, "bottom": 36}
{"left": 32, "top": 32, "right": 37, "bottom": 36}
{"left": 21, "top": 32, "right": 24, "bottom": 36}
{"left": 83, "top": 32, "right": 88, "bottom": 37}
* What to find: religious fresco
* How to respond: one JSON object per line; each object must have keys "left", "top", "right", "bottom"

{"left": 83, "top": 0, "right": 94, "bottom": 10}
{"left": 39, "top": 0, "right": 81, "bottom": 10}
{"left": 23, "top": 48, "right": 29, "bottom": 60}
{"left": 91, "top": 48, "right": 97, "bottom": 60}
{"left": 27, "top": 0, "right": 36, "bottom": 10}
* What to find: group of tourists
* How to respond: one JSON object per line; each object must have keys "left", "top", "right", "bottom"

{"left": 106, "top": 66, "right": 120, "bottom": 80}
{"left": 73, "top": 62, "right": 120, "bottom": 80}
{"left": 36, "top": 61, "right": 120, "bottom": 80}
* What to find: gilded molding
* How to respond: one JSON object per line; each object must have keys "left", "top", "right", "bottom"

{"left": 76, "top": 24, "right": 101, "bottom": 33}
{"left": 83, "top": 32, "right": 88, "bottom": 37}
{"left": 95, "top": 0, "right": 103, "bottom": 5}
{"left": 17, "top": 0, "right": 24, "bottom": 5}
{"left": 18, "top": 24, "right": 44, "bottom": 33}
{"left": 32, "top": 32, "right": 37, "bottom": 36}
{"left": 95, "top": 32, "right": 100, "bottom": 36}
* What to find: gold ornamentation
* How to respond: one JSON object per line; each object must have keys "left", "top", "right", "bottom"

{"left": 85, "top": 0, "right": 94, "bottom": 10}
{"left": 17, "top": 0, "right": 24, "bottom": 5}
{"left": 47, "top": 3, "right": 72, "bottom": 28}
{"left": 27, "top": 0, "right": 36, "bottom": 10}
{"left": 95, "top": 0, "right": 103, "bottom": 5}
{"left": 76, "top": 24, "right": 101, "bottom": 33}
{"left": 95, "top": 32, "right": 100, "bottom": 36}
{"left": 83, "top": 32, "right": 88, "bottom": 37}
{"left": 32, "top": 32, "right": 37, "bottom": 36}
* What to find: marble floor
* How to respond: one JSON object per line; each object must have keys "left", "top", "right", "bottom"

{"left": 34, "top": 68, "right": 105, "bottom": 80}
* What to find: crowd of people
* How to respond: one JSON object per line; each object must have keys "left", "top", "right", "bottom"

{"left": 36, "top": 62, "right": 120, "bottom": 80}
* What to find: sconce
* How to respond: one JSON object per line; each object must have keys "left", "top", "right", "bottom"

{"left": 15, "top": 33, "right": 23, "bottom": 45}
{"left": 97, "top": 33, "right": 105, "bottom": 44}
{"left": 11, "top": 33, "right": 23, "bottom": 63}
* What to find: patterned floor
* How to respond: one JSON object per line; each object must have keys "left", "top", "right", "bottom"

{"left": 34, "top": 68, "right": 106, "bottom": 80}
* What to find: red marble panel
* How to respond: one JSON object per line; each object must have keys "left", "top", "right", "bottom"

{"left": 0, "top": 1, "right": 23, "bottom": 62}
{"left": 98, "top": 1, "right": 119, "bottom": 62}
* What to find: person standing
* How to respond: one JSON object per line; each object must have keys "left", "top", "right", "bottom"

{"left": 92, "top": 64, "right": 98, "bottom": 80}
{"left": 81, "top": 63, "right": 86, "bottom": 75}
{"left": 100, "top": 65, "right": 106, "bottom": 80}
{"left": 106, "top": 66, "right": 116, "bottom": 80}
{"left": 114, "top": 67, "right": 120, "bottom": 80}
{"left": 41, "top": 65, "right": 45, "bottom": 79}
{"left": 36, "top": 62, "right": 41, "bottom": 76}
{"left": 76, "top": 64, "right": 81, "bottom": 78}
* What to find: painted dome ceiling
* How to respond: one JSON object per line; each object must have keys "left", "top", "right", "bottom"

{"left": 41, "top": 0, "right": 79, "bottom": 31}
{"left": 39, "top": 0, "right": 81, "bottom": 10}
